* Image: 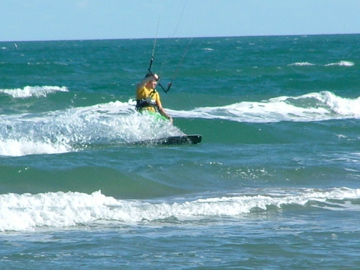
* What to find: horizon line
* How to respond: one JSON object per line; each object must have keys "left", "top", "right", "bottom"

{"left": 1, "top": 32, "right": 359, "bottom": 43}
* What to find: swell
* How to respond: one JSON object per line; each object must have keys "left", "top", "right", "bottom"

{"left": 0, "top": 164, "right": 186, "bottom": 199}
{"left": 1, "top": 140, "right": 359, "bottom": 198}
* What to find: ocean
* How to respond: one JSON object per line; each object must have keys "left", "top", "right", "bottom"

{"left": 0, "top": 34, "right": 359, "bottom": 269}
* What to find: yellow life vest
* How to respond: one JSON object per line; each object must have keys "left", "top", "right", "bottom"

{"left": 136, "top": 86, "right": 161, "bottom": 113}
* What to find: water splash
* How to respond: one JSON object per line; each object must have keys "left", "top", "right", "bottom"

{"left": 0, "top": 100, "right": 183, "bottom": 156}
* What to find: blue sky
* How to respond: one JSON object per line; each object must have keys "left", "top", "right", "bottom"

{"left": 1, "top": 0, "right": 359, "bottom": 41}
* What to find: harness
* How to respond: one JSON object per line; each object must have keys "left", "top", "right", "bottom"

{"left": 135, "top": 89, "right": 158, "bottom": 111}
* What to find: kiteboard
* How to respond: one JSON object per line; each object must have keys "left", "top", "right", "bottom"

{"left": 132, "top": 134, "right": 202, "bottom": 146}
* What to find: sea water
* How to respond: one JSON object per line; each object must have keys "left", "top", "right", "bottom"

{"left": 0, "top": 34, "right": 360, "bottom": 269}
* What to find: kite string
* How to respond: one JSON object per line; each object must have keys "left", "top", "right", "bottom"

{"left": 151, "top": 18, "right": 160, "bottom": 59}
{"left": 171, "top": 37, "right": 193, "bottom": 82}
{"left": 149, "top": 0, "right": 191, "bottom": 92}
{"left": 162, "top": 0, "right": 191, "bottom": 82}
{"left": 171, "top": 0, "right": 188, "bottom": 38}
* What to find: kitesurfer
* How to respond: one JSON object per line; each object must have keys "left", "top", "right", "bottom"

{"left": 135, "top": 73, "right": 173, "bottom": 123}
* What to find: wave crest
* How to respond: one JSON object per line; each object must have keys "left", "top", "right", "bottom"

{"left": 171, "top": 91, "right": 360, "bottom": 123}
{"left": 1, "top": 188, "right": 359, "bottom": 231}
{"left": 0, "top": 86, "right": 69, "bottom": 98}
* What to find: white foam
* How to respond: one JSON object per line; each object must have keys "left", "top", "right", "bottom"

{"left": 0, "top": 100, "right": 183, "bottom": 157}
{"left": 0, "top": 86, "right": 69, "bottom": 98}
{"left": 316, "top": 91, "right": 360, "bottom": 116}
{"left": 1, "top": 188, "right": 359, "bottom": 231}
{"left": 170, "top": 91, "right": 360, "bottom": 122}
{"left": 325, "top": 61, "right": 354, "bottom": 67}
{"left": 0, "top": 139, "right": 71, "bottom": 156}
{"left": 288, "top": 61, "right": 354, "bottom": 67}
{"left": 288, "top": 62, "right": 315, "bottom": 66}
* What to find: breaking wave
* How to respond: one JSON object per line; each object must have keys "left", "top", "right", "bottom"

{"left": 0, "top": 85, "right": 69, "bottom": 98}
{"left": 1, "top": 187, "right": 359, "bottom": 231}
{"left": 171, "top": 91, "right": 360, "bottom": 122}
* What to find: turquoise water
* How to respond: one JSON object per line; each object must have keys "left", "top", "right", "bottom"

{"left": 1, "top": 35, "right": 360, "bottom": 269}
